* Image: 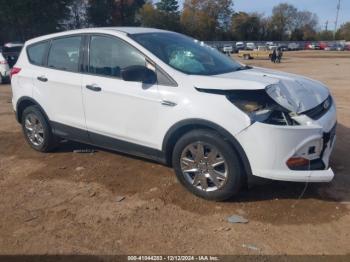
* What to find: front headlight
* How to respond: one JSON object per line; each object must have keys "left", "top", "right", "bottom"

{"left": 226, "top": 89, "right": 298, "bottom": 126}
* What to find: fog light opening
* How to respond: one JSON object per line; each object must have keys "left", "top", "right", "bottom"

{"left": 287, "top": 157, "right": 310, "bottom": 169}
{"left": 308, "top": 146, "right": 316, "bottom": 155}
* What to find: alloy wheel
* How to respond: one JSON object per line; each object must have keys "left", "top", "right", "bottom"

{"left": 24, "top": 113, "right": 45, "bottom": 146}
{"left": 180, "top": 142, "right": 228, "bottom": 192}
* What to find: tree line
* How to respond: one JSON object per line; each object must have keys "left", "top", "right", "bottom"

{"left": 0, "top": 0, "right": 349, "bottom": 44}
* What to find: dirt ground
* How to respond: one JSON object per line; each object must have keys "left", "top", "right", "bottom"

{"left": 0, "top": 51, "right": 350, "bottom": 255}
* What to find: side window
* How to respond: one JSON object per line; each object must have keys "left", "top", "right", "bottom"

{"left": 89, "top": 35, "right": 145, "bottom": 78}
{"left": 48, "top": 36, "right": 82, "bottom": 72}
{"left": 27, "top": 41, "right": 49, "bottom": 66}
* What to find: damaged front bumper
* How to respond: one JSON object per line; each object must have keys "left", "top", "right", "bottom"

{"left": 235, "top": 103, "right": 337, "bottom": 182}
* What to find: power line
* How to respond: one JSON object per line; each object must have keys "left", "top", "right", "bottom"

{"left": 334, "top": 0, "right": 341, "bottom": 33}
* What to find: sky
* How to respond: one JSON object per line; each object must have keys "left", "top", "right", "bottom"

{"left": 178, "top": 0, "right": 350, "bottom": 31}
{"left": 234, "top": 0, "right": 350, "bottom": 31}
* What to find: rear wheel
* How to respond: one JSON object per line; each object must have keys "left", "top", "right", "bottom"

{"left": 21, "top": 105, "right": 57, "bottom": 152}
{"left": 172, "top": 129, "right": 243, "bottom": 201}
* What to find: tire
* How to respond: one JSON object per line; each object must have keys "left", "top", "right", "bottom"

{"left": 21, "top": 105, "right": 58, "bottom": 152}
{"left": 172, "top": 129, "right": 243, "bottom": 201}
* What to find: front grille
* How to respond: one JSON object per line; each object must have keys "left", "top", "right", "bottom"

{"left": 303, "top": 96, "right": 332, "bottom": 120}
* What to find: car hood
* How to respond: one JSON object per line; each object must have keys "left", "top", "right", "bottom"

{"left": 191, "top": 67, "right": 330, "bottom": 113}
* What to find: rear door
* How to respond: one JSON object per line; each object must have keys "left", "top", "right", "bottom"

{"left": 32, "top": 35, "right": 88, "bottom": 141}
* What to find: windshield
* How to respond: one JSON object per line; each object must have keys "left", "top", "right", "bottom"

{"left": 130, "top": 32, "right": 242, "bottom": 76}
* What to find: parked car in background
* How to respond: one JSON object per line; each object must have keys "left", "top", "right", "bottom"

{"left": 0, "top": 51, "right": 10, "bottom": 84}
{"left": 324, "top": 44, "right": 335, "bottom": 51}
{"left": 223, "top": 44, "right": 234, "bottom": 54}
{"left": 324, "top": 43, "right": 345, "bottom": 51}
{"left": 319, "top": 42, "right": 328, "bottom": 50}
{"left": 11, "top": 28, "right": 337, "bottom": 201}
{"left": 268, "top": 45, "right": 278, "bottom": 50}
{"left": 288, "top": 42, "right": 300, "bottom": 51}
{"left": 305, "top": 42, "right": 312, "bottom": 50}
{"left": 278, "top": 44, "right": 288, "bottom": 51}
{"left": 313, "top": 42, "right": 321, "bottom": 50}
{"left": 2, "top": 42, "right": 24, "bottom": 68}
{"left": 305, "top": 42, "right": 321, "bottom": 50}
{"left": 245, "top": 42, "right": 256, "bottom": 50}
{"left": 238, "top": 45, "right": 273, "bottom": 60}
{"left": 335, "top": 44, "right": 345, "bottom": 51}
{"left": 235, "top": 41, "right": 245, "bottom": 51}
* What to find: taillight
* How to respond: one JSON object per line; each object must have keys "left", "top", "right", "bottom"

{"left": 10, "top": 67, "right": 21, "bottom": 78}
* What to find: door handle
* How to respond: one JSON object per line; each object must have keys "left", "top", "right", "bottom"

{"left": 37, "top": 76, "right": 48, "bottom": 82}
{"left": 86, "top": 84, "right": 102, "bottom": 92}
{"left": 161, "top": 100, "right": 177, "bottom": 107}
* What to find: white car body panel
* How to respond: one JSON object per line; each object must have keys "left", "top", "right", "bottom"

{"left": 11, "top": 27, "right": 337, "bottom": 183}
{"left": 33, "top": 67, "right": 86, "bottom": 130}
{"left": 82, "top": 74, "right": 162, "bottom": 149}
{"left": 157, "top": 83, "right": 251, "bottom": 143}
{"left": 236, "top": 103, "right": 336, "bottom": 182}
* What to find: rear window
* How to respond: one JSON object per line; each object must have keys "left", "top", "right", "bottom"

{"left": 27, "top": 41, "right": 49, "bottom": 66}
{"left": 47, "top": 36, "right": 82, "bottom": 72}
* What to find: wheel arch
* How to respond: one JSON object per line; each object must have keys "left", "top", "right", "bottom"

{"left": 162, "top": 119, "right": 252, "bottom": 177}
{"left": 16, "top": 96, "right": 50, "bottom": 124}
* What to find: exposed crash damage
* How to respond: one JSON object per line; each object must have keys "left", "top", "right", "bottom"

{"left": 195, "top": 66, "right": 337, "bottom": 182}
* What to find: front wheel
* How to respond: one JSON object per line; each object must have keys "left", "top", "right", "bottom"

{"left": 172, "top": 130, "right": 243, "bottom": 201}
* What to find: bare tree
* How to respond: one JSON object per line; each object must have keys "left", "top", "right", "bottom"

{"left": 181, "top": 0, "right": 233, "bottom": 40}
{"left": 270, "top": 3, "right": 298, "bottom": 40}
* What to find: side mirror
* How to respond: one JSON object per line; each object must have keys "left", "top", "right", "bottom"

{"left": 121, "top": 65, "right": 157, "bottom": 85}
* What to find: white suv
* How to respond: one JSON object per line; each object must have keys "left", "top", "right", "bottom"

{"left": 0, "top": 52, "right": 10, "bottom": 84}
{"left": 11, "top": 28, "right": 337, "bottom": 201}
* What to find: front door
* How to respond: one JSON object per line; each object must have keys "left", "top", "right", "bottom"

{"left": 82, "top": 35, "right": 162, "bottom": 150}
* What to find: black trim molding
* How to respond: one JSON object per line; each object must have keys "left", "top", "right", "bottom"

{"left": 16, "top": 96, "right": 49, "bottom": 123}
{"left": 162, "top": 119, "right": 253, "bottom": 176}
{"left": 15, "top": 97, "right": 251, "bottom": 175}
{"left": 51, "top": 121, "right": 167, "bottom": 164}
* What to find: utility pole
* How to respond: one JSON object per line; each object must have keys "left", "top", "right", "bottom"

{"left": 334, "top": 0, "right": 341, "bottom": 38}
{"left": 325, "top": 20, "right": 328, "bottom": 31}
